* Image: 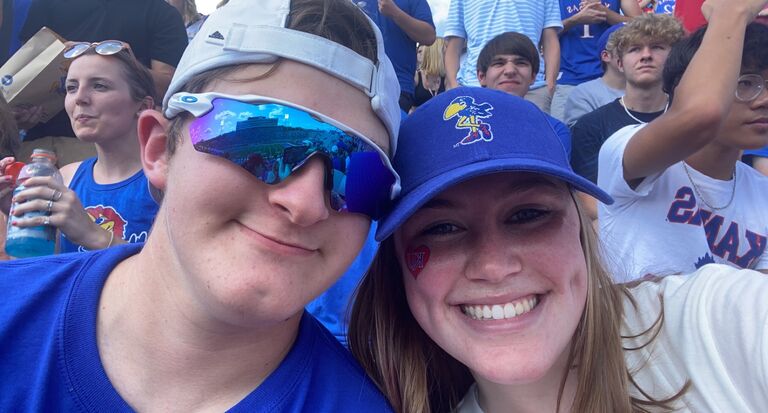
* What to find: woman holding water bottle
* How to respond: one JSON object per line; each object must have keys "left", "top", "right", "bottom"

{"left": 0, "top": 41, "right": 158, "bottom": 257}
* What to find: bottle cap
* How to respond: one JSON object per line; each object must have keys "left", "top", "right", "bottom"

{"left": 30, "top": 149, "right": 57, "bottom": 163}
{"left": 5, "top": 161, "right": 25, "bottom": 185}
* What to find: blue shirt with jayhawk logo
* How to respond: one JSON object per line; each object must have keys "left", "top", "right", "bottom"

{"left": 60, "top": 157, "right": 158, "bottom": 253}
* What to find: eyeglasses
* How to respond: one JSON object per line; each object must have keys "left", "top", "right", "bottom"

{"left": 736, "top": 74, "right": 768, "bottom": 102}
{"left": 63, "top": 40, "right": 132, "bottom": 59}
{"left": 167, "top": 92, "right": 401, "bottom": 219}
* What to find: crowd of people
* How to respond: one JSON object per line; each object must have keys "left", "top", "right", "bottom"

{"left": 0, "top": 0, "right": 767, "bottom": 411}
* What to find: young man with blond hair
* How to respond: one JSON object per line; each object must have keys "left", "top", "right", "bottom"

{"left": 571, "top": 13, "right": 684, "bottom": 219}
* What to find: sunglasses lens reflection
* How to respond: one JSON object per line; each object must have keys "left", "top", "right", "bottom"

{"left": 64, "top": 41, "right": 127, "bottom": 60}
{"left": 63, "top": 43, "right": 90, "bottom": 59}
{"left": 187, "top": 98, "right": 395, "bottom": 218}
{"left": 95, "top": 41, "right": 125, "bottom": 55}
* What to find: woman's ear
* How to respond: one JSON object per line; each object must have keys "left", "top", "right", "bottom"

{"left": 138, "top": 109, "right": 170, "bottom": 195}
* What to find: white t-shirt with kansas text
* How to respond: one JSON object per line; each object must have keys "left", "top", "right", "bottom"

{"left": 598, "top": 124, "right": 768, "bottom": 282}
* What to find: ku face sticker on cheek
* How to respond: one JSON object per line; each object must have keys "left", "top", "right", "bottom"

{"left": 405, "top": 245, "right": 430, "bottom": 279}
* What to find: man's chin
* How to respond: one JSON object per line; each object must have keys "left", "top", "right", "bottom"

{"left": 497, "top": 83, "right": 526, "bottom": 98}
{"left": 627, "top": 77, "right": 663, "bottom": 90}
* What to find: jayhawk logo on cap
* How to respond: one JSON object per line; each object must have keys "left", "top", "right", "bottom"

{"left": 443, "top": 96, "right": 494, "bottom": 147}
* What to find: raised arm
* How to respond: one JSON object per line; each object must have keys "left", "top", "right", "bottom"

{"left": 378, "top": 0, "right": 436, "bottom": 46}
{"left": 444, "top": 36, "right": 465, "bottom": 89}
{"left": 621, "top": 0, "right": 764, "bottom": 185}
{"left": 541, "top": 27, "right": 560, "bottom": 95}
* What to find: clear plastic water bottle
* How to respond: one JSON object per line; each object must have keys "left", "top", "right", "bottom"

{"left": 5, "top": 149, "right": 63, "bottom": 258}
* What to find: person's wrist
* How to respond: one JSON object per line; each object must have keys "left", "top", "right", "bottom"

{"left": 85, "top": 227, "right": 112, "bottom": 250}
{"left": 97, "top": 228, "right": 114, "bottom": 249}
{"left": 565, "top": 14, "right": 582, "bottom": 28}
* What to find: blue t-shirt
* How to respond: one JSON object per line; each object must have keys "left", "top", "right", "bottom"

{"left": 745, "top": 146, "right": 768, "bottom": 157}
{"left": 0, "top": 244, "right": 393, "bottom": 412}
{"left": 558, "top": 0, "right": 621, "bottom": 85}
{"left": 655, "top": 0, "right": 676, "bottom": 14}
{"left": 61, "top": 158, "right": 159, "bottom": 253}
{"left": 361, "top": 0, "right": 435, "bottom": 96}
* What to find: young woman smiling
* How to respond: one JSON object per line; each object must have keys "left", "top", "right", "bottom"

{"left": 350, "top": 54, "right": 768, "bottom": 413}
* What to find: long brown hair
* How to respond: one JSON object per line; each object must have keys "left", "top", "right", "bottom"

{"left": 349, "top": 194, "right": 688, "bottom": 413}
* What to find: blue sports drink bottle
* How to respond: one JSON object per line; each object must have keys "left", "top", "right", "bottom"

{"left": 5, "top": 149, "right": 63, "bottom": 258}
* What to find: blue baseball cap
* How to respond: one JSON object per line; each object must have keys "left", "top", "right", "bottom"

{"left": 597, "top": 23, "right": 625, "bottom": 58}
{"left": 375, "top": 87, "right": 613, "bottom": 241}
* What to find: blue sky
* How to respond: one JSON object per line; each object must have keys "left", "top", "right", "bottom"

{"left": 196, "top": 0, "right": 450, "bottom": 36}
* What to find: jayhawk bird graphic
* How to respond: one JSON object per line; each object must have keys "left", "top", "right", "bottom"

{"left": 443, "top": 96, "right": 494, "bottom": 146}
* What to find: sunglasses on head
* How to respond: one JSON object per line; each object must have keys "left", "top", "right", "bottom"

{"left": 64, "top": 40, "right": 133, "bottom": 59}
{"left": 166, "top": 92, "right": 401, "bottom": 219}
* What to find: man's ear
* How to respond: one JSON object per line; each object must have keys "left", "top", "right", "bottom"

{"left": 138, "top": 109, "right": 170, "bottom": 194}
{"left": 477, "top": 70, "right": 487, "bottom": 87}
{"left": 600, "top": 50, "right": 611, "bottom": 64}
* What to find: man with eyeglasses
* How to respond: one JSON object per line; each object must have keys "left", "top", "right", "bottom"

{"left": 597, "top": 0, "right": 768, "bottom": 282}
{"left": 0, "top": 0, "right": 397, "bottom": 410}
{"left": 744, "top": 8, "right": 768, "bottom": 176}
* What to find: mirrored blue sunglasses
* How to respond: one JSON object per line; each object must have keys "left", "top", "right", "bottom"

{"left": 167, "top": 92, "right": 401, "bottom": 219}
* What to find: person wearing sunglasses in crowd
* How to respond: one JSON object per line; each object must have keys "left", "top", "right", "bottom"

{"left": 0, "top": 41, "right": 159, "bottom": 255}
{"left": 348, "top": 2, "right": 768, "bottom": 412}
{"left": 0, "top": 0, "right": 399, "bottom": 411}
{"left": 597, "top": 3, "right": 768, "bottom": 281}
{"left": 13, "top": 0, "right": 187, "bottom": 167}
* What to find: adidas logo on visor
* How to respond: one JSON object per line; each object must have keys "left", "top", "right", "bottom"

{"left": 208, "top": 31, "right": 225, "bottom": 40}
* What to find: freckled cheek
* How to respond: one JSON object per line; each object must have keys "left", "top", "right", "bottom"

{"left": 525, "top": 214, "right": 585, "bottom": 274}
{"left": 402, "top": 269, "right": 450, "bottom": 333}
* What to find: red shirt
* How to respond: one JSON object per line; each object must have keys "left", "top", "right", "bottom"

{"left": 674, "top": 0, "right": 706, "bottom": 32}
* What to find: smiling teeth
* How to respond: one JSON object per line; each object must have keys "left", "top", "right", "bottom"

{"left": 461, "top": 296, "right": 539, "bottom": 320}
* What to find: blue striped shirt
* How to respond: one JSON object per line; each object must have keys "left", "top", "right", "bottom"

{"left": 444, "top": 0, "right": 563, "bottom": 88}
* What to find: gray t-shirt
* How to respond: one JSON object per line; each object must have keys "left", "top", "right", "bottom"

{"left": 563, "top": 77, "right": 623, "bottom": 126}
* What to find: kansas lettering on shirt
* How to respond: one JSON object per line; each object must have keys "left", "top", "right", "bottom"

{"left": 666, "top": 186, "right": 767, "bottom": 269}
